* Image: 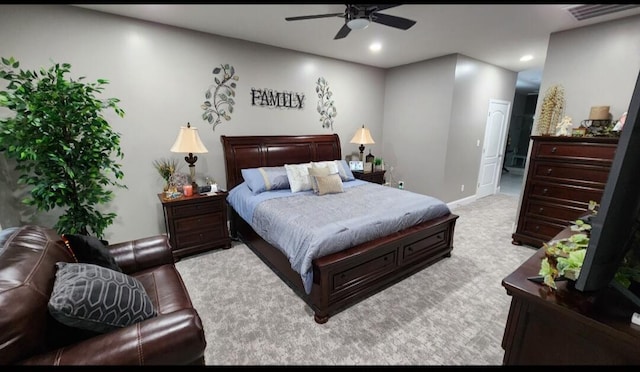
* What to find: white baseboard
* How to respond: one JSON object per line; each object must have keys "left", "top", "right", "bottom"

{"left": 447, "top": 194, "right": 478, "bottom": 210}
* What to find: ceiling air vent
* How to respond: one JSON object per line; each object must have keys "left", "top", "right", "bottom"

{"left": 565, "top": 4, "right": 640, "bottom": 21}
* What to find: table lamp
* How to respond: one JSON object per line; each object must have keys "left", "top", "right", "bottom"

{"left": 350, "top": 124, "right": 375, "bottom": 161}
{"left": 170, "top": 122, "right": 208, "bottom": 191}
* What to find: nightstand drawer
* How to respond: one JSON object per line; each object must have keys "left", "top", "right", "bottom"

{"left": 174, "top": 212, "right": 223, "bottom": 233}
{"left": 172, "top": 198, "right": 223, "bottom": 218}
{"left": 175, "top": 226, "right": 227, "bottom": 248}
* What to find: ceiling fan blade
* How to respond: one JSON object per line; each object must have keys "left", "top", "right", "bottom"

{"left": 371, "top": 13, "right": 416, "bottom": 30}
{"left": 285, "top": 13, "right": 343, "bottom": 22}
{"left": 368, "top": 4, "right": 400, "bottom": 13}
{"left": 334, "top": 24, "right": 351, "bottom": 40}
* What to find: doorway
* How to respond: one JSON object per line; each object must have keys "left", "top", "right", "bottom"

{"left": 477, "top": 99, "right": 511, "bottom": 199}
{"left": 500, "top": 92, "right": 537, "bottom": 196}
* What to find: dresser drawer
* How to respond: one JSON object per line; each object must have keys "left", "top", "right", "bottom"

{"left": 529, "top": 181, "right": 603, "bottom": 204}
{"left": 171, "top": 198, "right": 223, "bottom": 218}
{"left": 525, "top": 199, "right": 586, "bottom": 223}
{"left": 531, "top": 161, "right": 610, "bottom": 186}
{"left": 174, "top": 212, "right": 223, "bottom": 233}
{"left": 534, "top": 142, "right": 616, "bottom": 164}
{"left": 518, "top": 217, "right": 567, "bottom": 242}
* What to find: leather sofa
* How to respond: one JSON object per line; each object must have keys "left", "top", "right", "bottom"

{"left": 0, "top": 225, "right": 207, "bottom": 365}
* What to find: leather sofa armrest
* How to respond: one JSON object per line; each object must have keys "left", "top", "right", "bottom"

{"left": 19, "top": 309, "right": 206, "bottom": 365}
{"left": 108, "top": 234, "right": 175, "bottom": 273}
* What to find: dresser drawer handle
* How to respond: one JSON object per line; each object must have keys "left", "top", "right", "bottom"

{"left": 542, "top": 188, "right": 548, "bottom": 194}
{"left": 535, "top": 225, "right": 540, "bottom": 231}
{"left": 538, "top": 207, "right": 544, "bottom": 213}
{"left": 546, "top": 168, "right": 553, "bottom": 174}
{"left": 551, "top": 147, "right": 557, "bottom": 153}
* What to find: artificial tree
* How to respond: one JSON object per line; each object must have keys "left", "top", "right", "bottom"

{"left": 0, "top": 57, "right": 125, "bottom": 239}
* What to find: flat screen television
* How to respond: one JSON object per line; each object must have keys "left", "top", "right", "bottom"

{"left": 574, "top": 70, "right": 640, "bottom": 308}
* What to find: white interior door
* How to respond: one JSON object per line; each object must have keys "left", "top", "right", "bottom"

{"left": 477, "top": 99, "right": 511, "bottom": 198}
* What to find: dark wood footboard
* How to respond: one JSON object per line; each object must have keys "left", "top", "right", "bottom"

{"left": 221, "top": 134, "right": 459, "bottom": 323}
{"left": 231, "top": 205, "right": 458, "bottom": 323}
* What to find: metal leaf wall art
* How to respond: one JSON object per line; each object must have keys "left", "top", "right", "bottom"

{"left": 316, "top": 77, "right": 337, "bottom": 130}
{"left": 202, "top": 64, "right": 239, "bottom": 131}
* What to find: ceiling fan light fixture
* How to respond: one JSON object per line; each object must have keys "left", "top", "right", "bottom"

{"left": 347, "top": 18, "right": 370, "bottom": 30}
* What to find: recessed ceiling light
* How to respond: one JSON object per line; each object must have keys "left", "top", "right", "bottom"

{"left": 520, "top": 55, "right": 533, "bottom": 62}
{"left": 369, "top": 42, "right": 382, "bottom": 52}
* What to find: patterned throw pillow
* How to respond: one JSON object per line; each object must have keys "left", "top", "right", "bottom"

{"left": 308, "top": 166, "right": 332, "bottom": 193}
{"left": 315, "top": 173, "right": 345, "bottom": 196}
{"left": 241, "top": 166, "right": 290, "bottom": 194}
{"left": 62, "top": 234, "right": 122, "bottom": 272}
{"left": 48, "top": 262, "right": 157, "bottom": 333}
{"left": 285, "top": 163, "right": 313, "bottom": 193}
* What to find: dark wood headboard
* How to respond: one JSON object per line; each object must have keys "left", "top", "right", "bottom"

{"left": 220, "top": 134, "right": 342, "bottom": 190}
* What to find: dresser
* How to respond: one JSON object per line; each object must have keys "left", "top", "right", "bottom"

{"left": 158, "top": 192, "right": 231, "bottom": 260}
{"left": 511, "top": 136, "right": 618, "bottom": 248}
{"left": 352, "top": 169, "right": 386, "bottom": 184}
{"left": 502, "top": 227, "right": 640, "bottom": 365}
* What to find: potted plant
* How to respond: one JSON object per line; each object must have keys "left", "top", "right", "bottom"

{"left": 0, "top": 56, "right": 125, "bottom": 239}
{"left": 374, "top": 157, "right": 384, "bottom": 171}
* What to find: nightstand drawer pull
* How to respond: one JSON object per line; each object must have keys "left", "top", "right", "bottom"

{"left": 543, "top": 188, "right": 548, "bottom": 194}
{"left": 546, "top": 168, "right": 553, "bottom": 174}
{"left": 539, "top": 207, "right": 544, "bottom": 213}
{"left": 551, "top": 147, "right": 557, "bottom": 153}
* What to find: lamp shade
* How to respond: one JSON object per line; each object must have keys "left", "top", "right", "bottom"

{"left": 350, "top": 125, "right": 375, "bottom": 145}
{"left": 170, "top": 123, "right": 208, "bottom": 154}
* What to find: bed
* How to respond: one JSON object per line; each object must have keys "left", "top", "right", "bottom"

{"left": 221, "top": 134, "right": 459, "bottom": 324}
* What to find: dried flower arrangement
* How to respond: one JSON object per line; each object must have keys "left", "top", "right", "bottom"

{"left": 153, "top": 158, "right": 181, "bottom": 188}
{"left": 535, "top": 84, "right": 565, "bottom": 135}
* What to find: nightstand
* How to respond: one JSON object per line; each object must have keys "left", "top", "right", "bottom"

{"left": 352, "top": 169, "right": 386, "bottom": 185}
{"left": 158, "top": 192, "right": 231, "bottom": 260}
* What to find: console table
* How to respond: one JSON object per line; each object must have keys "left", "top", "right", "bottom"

{"left": 501, "top": 228, "right": 640, "bottom": 365}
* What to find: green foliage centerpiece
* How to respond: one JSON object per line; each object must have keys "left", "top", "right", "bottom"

{"left": 0, "top": 57, "right": 126, "bottom": 239}
{"left": 539, "top": 201, "right": 640, "bottom": 290}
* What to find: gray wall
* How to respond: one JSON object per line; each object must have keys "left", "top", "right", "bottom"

{"left": 0, "top": 5, "right": 385, "bottom": 241}
{"left": 383, "top": 54, "right": 517, "bottom": 201}
{"left": 534, "top": 14, "right": 640, "bottom": 132}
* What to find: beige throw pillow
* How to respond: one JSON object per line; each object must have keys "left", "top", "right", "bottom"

{"left": 308, "top": 166, "right": 331, "bottom": 193}
{"left": 315, "top": 173, "right": 344, "bottom": 196}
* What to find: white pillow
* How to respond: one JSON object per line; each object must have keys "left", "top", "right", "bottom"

{"left": 312, "top": 160, "right": 355, "bottom": 181}
{"left": 285, "top": 163, "right": 313, "bottom": 193}
{"left": 311, "top": 161, "right": 339, "bottom": 174}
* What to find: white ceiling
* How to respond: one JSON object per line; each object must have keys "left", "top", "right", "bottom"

{"left": 74, "top": 4, "right": 640, "bottom": 94}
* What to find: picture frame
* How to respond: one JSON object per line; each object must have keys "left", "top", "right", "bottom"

{"left": 349, "top": 160, "right": 364, "bottom": 171}
{"left": 364, "top": 162, "right": 373, "bottom": 173}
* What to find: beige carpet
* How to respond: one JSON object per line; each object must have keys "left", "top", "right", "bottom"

{"left": 175, "top": 193, "right": 536, "bottom": 365}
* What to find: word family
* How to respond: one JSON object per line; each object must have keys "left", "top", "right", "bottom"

{"left": 251, "top": 88, "right": 305, "bottom": 109}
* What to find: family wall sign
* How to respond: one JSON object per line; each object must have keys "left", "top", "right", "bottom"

{"left": 250, "top": 88, "right": 305, "bottom": 109}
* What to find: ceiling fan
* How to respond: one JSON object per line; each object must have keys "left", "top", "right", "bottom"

{"left": 285, "top": 4, "right": 416, "bottom": 40}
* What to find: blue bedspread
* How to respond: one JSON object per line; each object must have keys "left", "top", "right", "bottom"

{"left": 227, "top": 181, "right": 451, "bottom": 294}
